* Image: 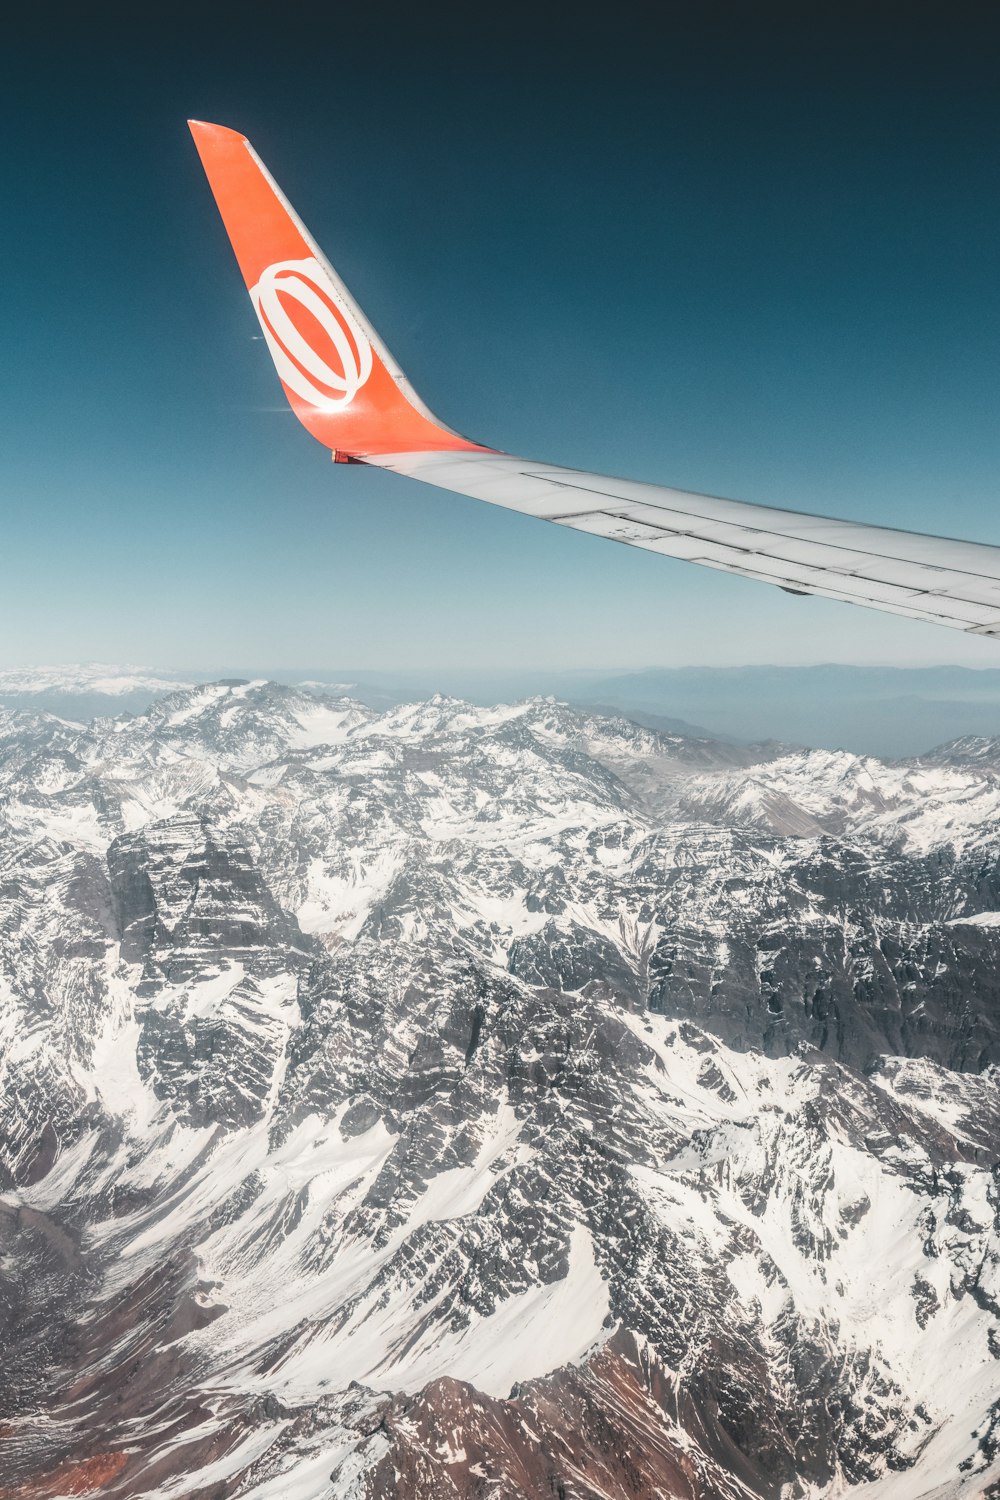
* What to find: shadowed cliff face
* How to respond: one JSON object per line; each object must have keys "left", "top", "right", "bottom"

{"left": 1, "top": 683, "right": 1000, "bottom": 1498}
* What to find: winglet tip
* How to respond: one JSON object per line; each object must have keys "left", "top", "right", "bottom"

{"left": 188, "top": 119, "right": 248, "bottom": 146}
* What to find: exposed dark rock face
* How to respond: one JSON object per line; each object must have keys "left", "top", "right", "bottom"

{"left": 0, "top": 683, "right": 999, "bottom": 1497}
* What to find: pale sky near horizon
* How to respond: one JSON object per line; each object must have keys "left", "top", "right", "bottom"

{"left": 4, "top": 4, "right": 999, "bottom": 672}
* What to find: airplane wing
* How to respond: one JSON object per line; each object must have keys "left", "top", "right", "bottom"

{"left": 189, "top": 121, "right": 1000, "bottom": 639}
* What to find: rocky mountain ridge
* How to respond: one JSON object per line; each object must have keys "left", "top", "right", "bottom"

{"left": 2, "top": 682, "right": 1000, "bottom": 1499}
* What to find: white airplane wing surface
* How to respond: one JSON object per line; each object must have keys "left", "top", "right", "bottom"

{"left": 190, "top": 121, "right": 1000, "bottom": 639}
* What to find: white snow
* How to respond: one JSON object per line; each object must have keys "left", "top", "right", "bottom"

{"left": 5, "top": 683, "right": 1000, "bottom": 1497}
{"left": 0, "top": 662, "right": 192, "bottom": 696}
{"left": 268, "top": 1221, "right": 611, "bottom": 1401}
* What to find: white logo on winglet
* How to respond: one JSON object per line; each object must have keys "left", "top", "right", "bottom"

{"left": 250, "top": 257, "right": 373, "bottom": 410}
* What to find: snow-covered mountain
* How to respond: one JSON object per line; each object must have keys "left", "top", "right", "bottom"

{"left": 0, "top": 662, "right": 196, "bottom": 698}
{"left": 2, "top": 682, "right": 1000, "bottom": 1498}
{"left": 0, "top": 663, "right": 195, "bottom": 723}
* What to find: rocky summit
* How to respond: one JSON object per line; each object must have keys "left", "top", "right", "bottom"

{"left": 2, "top": 681, "right": 1000, "bottom": 1499}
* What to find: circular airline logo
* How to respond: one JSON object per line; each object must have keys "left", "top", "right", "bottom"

{"left": 250, "top": 257, "right": 373, "bottom": 411}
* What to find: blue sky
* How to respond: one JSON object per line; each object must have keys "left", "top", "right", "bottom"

{"left": 3, "top": 4, "right": 999, "bottom": 671}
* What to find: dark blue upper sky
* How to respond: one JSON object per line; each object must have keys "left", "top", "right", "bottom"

{"left": 4, "top": 2, "right": 999, "bottom": 671}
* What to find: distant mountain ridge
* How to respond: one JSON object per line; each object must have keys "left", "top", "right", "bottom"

{"left": 577, "top": 663, "right": 1000, "bottom": 756}
{"left": 0, "top": 662, "right": 195, "bottom": 720}
{"left": 0, "top": 662, "right": 192, "bottom": 696}
{"left": 7, "top": 660, "right": 1000, "bottom": 756}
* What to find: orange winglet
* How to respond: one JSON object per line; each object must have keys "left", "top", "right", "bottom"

{"left": 189, "top": 121, "right": 490, "bottom": 459}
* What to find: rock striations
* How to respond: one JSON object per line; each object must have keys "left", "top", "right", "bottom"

{"left": 1, "top": 682, "right": 1000, "bottom": 1498}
